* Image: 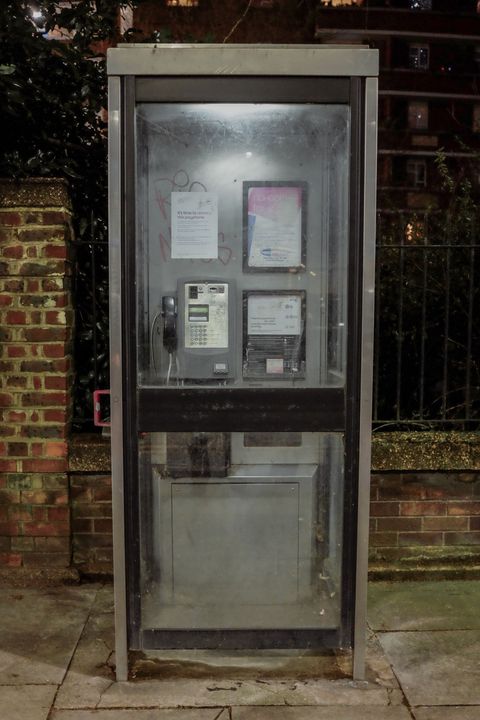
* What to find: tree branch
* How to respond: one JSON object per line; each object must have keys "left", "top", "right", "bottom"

{"left": 223, "top": 0, "right": 254, "bottom": 43}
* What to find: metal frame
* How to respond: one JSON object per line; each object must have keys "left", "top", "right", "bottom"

{"left": 108, "top": 44, "right": 378, "bottom": 683}
{"left": 242, "top": 181, "right": 308, "bottom": 274}
{"left": 353, "top": 77, "right": 378, "bottom": 680}
{"left": 151, "top": 466, "right": 318, "bottom": 614}
{"left": 128, "top": 76, "right": 353, "bottom": 653}
{"left": 108, "top": 76, "right": 128, "bottom": 682}
{"left": 107, "top": 44, "right": 378, "bottom": 78}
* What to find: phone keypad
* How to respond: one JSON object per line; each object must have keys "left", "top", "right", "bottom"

{"left": 190, "top": 326, "right": 208, "bottom": 346}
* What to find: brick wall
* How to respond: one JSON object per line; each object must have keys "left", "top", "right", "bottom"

{"left": 369, "top": 472, "right": 480, "bottom": 578}
{"left": 67, "top": 436, "right": 480, "bottom": 580}
{"left": 0, "top": 179, "right": 74, "bottom": 573}
{"left": 70, "top": 473, "right": 113, "bottom": 576}
{"left": 68, "top": 434, "right": 112, "bottom": 577}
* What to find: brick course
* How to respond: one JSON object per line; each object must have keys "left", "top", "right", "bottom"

{"left": 70, "top": 474, "right": 113, "bottom": 576}
{"left": 369, "top": 472, "right": 480, "bottom": 574}
{"left": 0, "top": 179, "right": 73, "bottom": 570}
{"left": 66, "top": 437, "right": 480, "bottom": 579}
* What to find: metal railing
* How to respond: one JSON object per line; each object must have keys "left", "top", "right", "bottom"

{"left": 373, "top": 213, "right": 479, "bottom": 429}
{"left": 71, "top": 214, "right": 109, "bottom": 432}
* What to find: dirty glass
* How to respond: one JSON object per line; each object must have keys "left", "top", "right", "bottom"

{"left": 138, "top": 431, "right": 344, "bottom": 632}
{"left": 135, "top": 103, "right": 350, "bottom": 389}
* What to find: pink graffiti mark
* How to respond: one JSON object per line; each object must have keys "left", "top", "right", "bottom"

{"left": 154, "top": 183, "right": 172, "bottom": 222}
{"left": 159, "top": 231, "right": 171, "bottom": 263}
{"left": 154, "top": 170, "right": 208, "bottom": 221}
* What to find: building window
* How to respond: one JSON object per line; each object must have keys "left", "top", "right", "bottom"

{"left": 166, "top": 0, "right": 199, "bottom": 6}
{"left": 473, "top": 105, "right": 480, "bottom": 133}
{"left": 33, "top": 2, "right": 77, "bottom": 41}
{"left": 408, "top": 101, "right": 429, "bottom": 130}
{"left": 406, "top": 159, "right": 427, "bottom": 188}
{"left": 409, "top": 44, "right": 429, "bottom": 71}
{"left": 405, "top": 218, "right": 426, "bottom": 244}
{"left": 409, "top": 0, "right": 432, "bottom": 9}
{"left": 320, "top": 1, "right": 364, "bottom": 5}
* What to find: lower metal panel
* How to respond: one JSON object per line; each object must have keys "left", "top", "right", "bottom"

{"left": 141, "top": 463, "right": 342, "bottom": 639}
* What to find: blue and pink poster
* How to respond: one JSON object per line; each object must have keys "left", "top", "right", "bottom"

{"left": 246, "top": 185, "right": 303, "bottom": 269}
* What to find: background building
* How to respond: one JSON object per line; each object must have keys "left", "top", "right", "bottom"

{"left": 315, "top": 0, "right": 480, "bottom": 215}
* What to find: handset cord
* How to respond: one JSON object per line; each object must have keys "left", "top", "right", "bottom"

{"left": 166, "top": 352, "right": 173, "bottom": 386}
{"left": 150, "top": 311, "right": 162, "bottom": 373}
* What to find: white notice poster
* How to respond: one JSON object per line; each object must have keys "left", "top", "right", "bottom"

{"left": 171, "top": 192, "right": 218, "bottom": 259}
{"left": 248, "top": 294, "right": 302, "bottom": 336}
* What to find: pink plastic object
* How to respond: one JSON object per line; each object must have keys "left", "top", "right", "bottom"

{"left": 93, "top": 390, "right": 111, "bottom": 427}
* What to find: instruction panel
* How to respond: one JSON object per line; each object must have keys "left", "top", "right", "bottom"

{"left": 247, "top": 294, "right": 302, "bottom": 336}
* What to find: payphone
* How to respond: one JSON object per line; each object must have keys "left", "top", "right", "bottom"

{"left": 108, "top": 44, "right": 378, "bottom": 682}
{"left": 155, "top": 280, "right": 235, "bottom": 382}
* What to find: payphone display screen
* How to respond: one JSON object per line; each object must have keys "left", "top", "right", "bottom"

{"left": 135, "top": 102, "right": 350, "bottom": 388}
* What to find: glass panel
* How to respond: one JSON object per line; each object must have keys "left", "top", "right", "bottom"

{"left": 406, "top": 159, "right": 427, "bottom": 188}
{"left": 135, "top": 103, "right": 350, "bottom": 388}
{"left": 138, "top": 431, "right": 344, "bottom": 632}
{"left": 473, "top": 104, "right": 480, "bottom": 133}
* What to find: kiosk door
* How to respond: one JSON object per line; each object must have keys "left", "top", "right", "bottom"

{"left": 135, "top": 97, "right": 352, "bottom": 641}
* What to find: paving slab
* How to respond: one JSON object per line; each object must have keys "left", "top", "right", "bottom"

{"left": 51, "top": 710, "right": 228, "bottom": 720}
{"left": 0, "top": 586, "right": 98, "bottom": 685}
{"left": 0, "top": 684, "right": 57, "bottom": 720}
{"left": 55, "top": 584, "right": 399, "bottom": 711}
{"left": 54, "top": 585, "right": 115, "bottom": 709}
{"left": 368, "top": 580, "right": 480, "bottom": 632}
{"left": 231, "top": 707, "right": 412, "bottom": 719}
{"left": 413, "top": 708, "right": 480, "bottom": 720}
{"left": 364, "top": 628, "right": 400, "bottom": 689}
{"left": 378, "top": 630, "right": 480, "bottom": 706}
{"left": 97, "top": 678, "right": 391, "bottom": 708}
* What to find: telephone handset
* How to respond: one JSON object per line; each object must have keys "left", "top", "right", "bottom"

{"left": 162, "top": 295, "right": 177, "bottom": 354}
{"left": 160, "top": 280, "right": 234, "bottom": 382}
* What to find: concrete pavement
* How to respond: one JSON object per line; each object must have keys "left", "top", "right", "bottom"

{"left": 0, "top": 580, "right": 479, "bottom": 719}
